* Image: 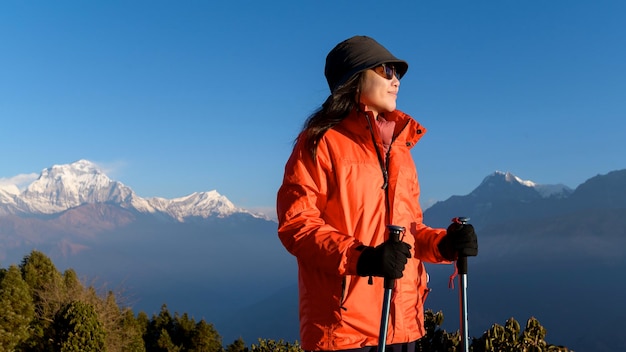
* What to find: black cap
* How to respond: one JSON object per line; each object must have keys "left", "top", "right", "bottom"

{"left": 324, "top": 35, "right": 409, "bottom": 93}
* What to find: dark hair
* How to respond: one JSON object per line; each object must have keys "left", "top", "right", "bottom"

{"left": 299, "top": 73, "right": 365, "bottom": 159}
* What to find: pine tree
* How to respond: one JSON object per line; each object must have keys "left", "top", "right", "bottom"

{"left": 19, "top": 250, "right": 63, "bottom": 351}
{"left": 189, "top": 319, "right": 222, "bottom": 352}
{"left": 225, "top": 337, "right": 247, "bottom": 352}
{"left": 53, "top": 300, "right": 107, "bottom": 352}
{"left": 62, "top": 268, "right": 83, "bottom": 298}
{"left": 248, "top": 339, "right": 303, "bottom": 352}
{"left": 137, "top": 311, "right": 150, "bottom": 335}
{"left": 172, "top": 312, "right": 196, "bottom": 348}
{"left": 20, "top": 250, "right": 62, "bottom": 294}
{"left": 0, "top": 265, "right": 35, "bottom": 351}
{"left": 156, "top": 329, "right": 181, "bottom": 351}
{"left": 119, "top": 309, "right": 147, "bottom": 352}
{"left": 145, "top": 304, "right": 181, "bottom": 351}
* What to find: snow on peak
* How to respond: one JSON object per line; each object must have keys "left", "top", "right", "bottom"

{"left": 1, "top": 160, "right": 261, "bottom": 221}
{"left": 20, "top": 160, "right": 133, "bottom": 213}
{"left": 148, "top": 190, "right": 241, "bottom": 221}
{"left": 494, "top": 170, "right": 537, "bottom": 187}
{"left": 491, "top": 170, "right": 571, "bottom": 198}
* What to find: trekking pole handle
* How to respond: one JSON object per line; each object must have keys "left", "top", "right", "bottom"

{"left": 452, "top": 217, "right": 470, "bottom": 275}
{"left": 452, "top": 217, "right": 470, "bottom": 225}
{"left": 384, "top": 225, "right": 405, "bottom": 289}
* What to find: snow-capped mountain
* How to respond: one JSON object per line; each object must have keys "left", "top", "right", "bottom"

{"left": 423, "top": 170, "right": 578, "bottom": 227}
{"left": 0, "top": 159, "right": 263, "bottom": 221}
{"left": 470, "top": 170, "right": 572, "bottom": 200}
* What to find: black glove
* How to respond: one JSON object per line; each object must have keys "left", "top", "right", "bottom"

{"left": 438, "top": 222, "right": 478, "bottom": 261}
{"left": 356, "top": 241, "right": 412, "bottom": 279}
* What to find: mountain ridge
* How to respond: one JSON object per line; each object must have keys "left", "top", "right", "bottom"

{"left": 422, "top": 169, "right": 626, "bottom": 230}
{"left": 2, "top": 160, "right": 577, "bottom": 222}
{"left": 0, "top": 159, "right": 267, "bottom": 221}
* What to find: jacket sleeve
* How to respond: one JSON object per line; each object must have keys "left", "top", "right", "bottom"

{"left": 413, "top": 222, "right": 451, "bottom": 264}
{"left": 276, "top": 136, "right": 363, "bottom": 276}
{"left": 409, "top": 176, "right": 451, "bottom": 264}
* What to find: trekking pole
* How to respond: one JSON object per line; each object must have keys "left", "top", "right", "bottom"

{"left": 452, "top": 216, "right": 471, "bottom": 352}
{"left": 377, "top": 224, "right": 405, "bottom": 352}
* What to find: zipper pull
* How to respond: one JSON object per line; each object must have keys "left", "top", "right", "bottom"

{"left": 381, "top": 169, "right": 388, "bottom": 189}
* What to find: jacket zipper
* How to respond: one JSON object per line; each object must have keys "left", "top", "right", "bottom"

{"left": 365, "top": 115, "right": 411, "bottom": 332}
{"left": 340, "top": 277, "right": 348, "bottom": 311}
{"left": 366, "top": 115, "right": 410, "bottom": 224}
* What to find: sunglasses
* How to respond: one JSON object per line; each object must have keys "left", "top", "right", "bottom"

{"left": 372, "top": 63, "right": 400, "bottom": 80}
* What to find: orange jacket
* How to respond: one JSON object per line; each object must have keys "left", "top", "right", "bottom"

{"left": 277, "top": 108, "right": 449, "bottom": 351}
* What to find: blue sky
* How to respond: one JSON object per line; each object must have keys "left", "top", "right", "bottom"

{"left": 1, "top": 1, "right": 624, "bottom": 219}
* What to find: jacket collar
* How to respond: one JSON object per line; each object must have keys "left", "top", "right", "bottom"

{"left": 338, "top": 107, "right": 427, "bottom": 148}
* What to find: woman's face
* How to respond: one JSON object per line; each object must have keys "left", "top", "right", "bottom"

{"left": 359, "top": 64, "right": 400, "bottom": 117}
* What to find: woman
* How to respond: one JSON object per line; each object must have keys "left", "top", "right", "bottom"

{"left": 277, "top": 35, "right": 477, "bottom": 352}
